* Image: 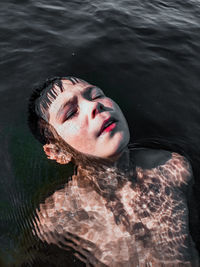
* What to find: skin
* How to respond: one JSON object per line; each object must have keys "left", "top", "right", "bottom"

{"left": 34, "top": 79, "right": 199, "bottom": 265}
{"left": 47, "top": 79, "right": 130, "bottom": 161}
{"left": 34, "top": 149, "right": 199, "bottom": 266}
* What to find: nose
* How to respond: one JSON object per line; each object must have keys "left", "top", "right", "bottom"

{"left": 91, "top": 101, "right": 104, "bottom": 119}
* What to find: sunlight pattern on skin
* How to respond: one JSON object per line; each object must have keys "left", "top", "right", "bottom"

{"left": 32, "top": 153, "right": 199, "bottom": 267}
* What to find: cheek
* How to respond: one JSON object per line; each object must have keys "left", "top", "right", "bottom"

{"left": 104, "top": 98, "right": 115, "bottom": 107}
{"left": 109, "top": 99, "right": 125, "bottom": 119}
{"left": 61, "top": 122, "right": 83, "bottom": 141}
{"left": 67, "top": 122, "right": 81, "bottom": 134}
{"left": 106, "top": 98, "right": 122, "bottom": 113}
{"left": 66, "top": 131, "right": 95, "bottom": 153}
{"left": 59, "top": 123, "right": 95, "bottom": 151}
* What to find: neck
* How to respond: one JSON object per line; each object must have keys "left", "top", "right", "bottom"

{"left": 112, "top": 146, "right": 131, "bottom": 173}
{"left": 75, "top": 145, "right": 136, "bottom": 204}
{"left": 56, "top": 133, "right": 133, "bottom": 175}
{"left": 76, "top": 145, "right": 134, "bottom": 180}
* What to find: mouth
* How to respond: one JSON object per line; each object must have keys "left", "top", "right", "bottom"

{"left": 98, "top": 117, "right": 117, "bottom": 136}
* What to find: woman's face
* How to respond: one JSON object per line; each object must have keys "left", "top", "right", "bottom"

{"left": 48, "top": 79, "right": 130, "bottom": 160}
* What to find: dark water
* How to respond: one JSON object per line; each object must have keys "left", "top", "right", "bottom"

{"left": 1, "top": 0, "right": 200, "bottom": 266}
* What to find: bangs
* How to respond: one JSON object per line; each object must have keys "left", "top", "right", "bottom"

{"left": 35, "top": 76, "right": 80, "bottom": 122}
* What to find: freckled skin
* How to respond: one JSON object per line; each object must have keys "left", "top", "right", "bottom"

{"left": 33, "top": 149, "right": 199, "bottom": 267}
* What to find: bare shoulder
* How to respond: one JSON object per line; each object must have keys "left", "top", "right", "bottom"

{"left": 131, "top": 148, "right": 192, "bottom": 185}
{"left": 162, "top": 151, "right": 192, "bottom": 185}
{"left": 131, "top": 148, "right": 172, "bottom": 169}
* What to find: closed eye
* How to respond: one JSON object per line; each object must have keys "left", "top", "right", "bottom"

{"left": 92, "top": 94, "right": 103, "bottom": 100}
{"left": 63, "top": 108, "right": 78, "bottom": 122}
{"left": 92, "top": 92, "right": 104, "bottom": 100}
{"left": 91, "top": 87, "right": 105, "bottom": 100}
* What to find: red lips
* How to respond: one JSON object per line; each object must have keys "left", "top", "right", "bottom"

{"left": 98, "top": 117, "right": 116, "bottom": 136}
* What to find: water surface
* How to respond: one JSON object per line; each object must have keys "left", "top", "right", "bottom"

{"left": 1, "top": 0, "right": 200, "bottom": 266}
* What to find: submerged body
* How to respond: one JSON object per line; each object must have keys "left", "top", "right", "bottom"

{"left": 33, "top": 148, "right": 199, "bottom": 267}
{"left": 28, "top": 76, "right": 199, "bottom": 266}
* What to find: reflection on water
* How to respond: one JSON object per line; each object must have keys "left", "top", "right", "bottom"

{"left": 32, "top": 148, "right": 199, "bottom": 266}
{"left": 1, "top": 0, "right": 200, "bottom": 265}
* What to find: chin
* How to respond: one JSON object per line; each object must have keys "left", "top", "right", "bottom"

{"left": 104, "top": 135, "right": 129, "bottom": 160}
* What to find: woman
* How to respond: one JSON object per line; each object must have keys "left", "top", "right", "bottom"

{"left": 28, "top": 76, "right": 199, "bottom": 266}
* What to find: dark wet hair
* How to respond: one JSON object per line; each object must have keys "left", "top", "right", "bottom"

{"left": 28, "top": 75, "right": 132, "bottom": 170}
{"left": 27, "top": 76, "right": 116, "bottom": 167}
{"left": 28, "top": 76, "right": 80, "bottom": 145}
{"left": 28, "top": 76, "right": 138, "bottom": 238}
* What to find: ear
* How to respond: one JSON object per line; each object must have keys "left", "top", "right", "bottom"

{"left": 43, "top": 144, "right": 72, "bottom": 164}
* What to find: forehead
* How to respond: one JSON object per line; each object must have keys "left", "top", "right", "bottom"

{"left": 51, "top": 79, "right": 92, "bottom": 104}
{"left": 37, "top": 78, "right": 94, "bottom": 123}
{"left": 60, "top": 78, "right": 90, "bottom": 93}
{"left": 47, "top": 79, "right": 90, "bottom": 105}
{"left": 47, "top": 79, "right": 92, "bottom": 120}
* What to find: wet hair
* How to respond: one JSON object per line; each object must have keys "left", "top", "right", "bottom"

{"left": 28, "top": 76, "right": 137, "bottom": 237}
{"left": 28, "top": 76, "right": 80, "bottom": 145}
{"left": 28, "top": 75, "right": 135, "bottom": 178}
{"left": 28, "top": 76, "right": 118, "bottom": 168}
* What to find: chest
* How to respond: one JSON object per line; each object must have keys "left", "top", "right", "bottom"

{"left": 66, "top": 177, "right": 188, "bottom": 245}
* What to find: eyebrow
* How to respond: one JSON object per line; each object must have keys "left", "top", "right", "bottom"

{"left": 55, "top": 85, "right": 97, "bottom": 121}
